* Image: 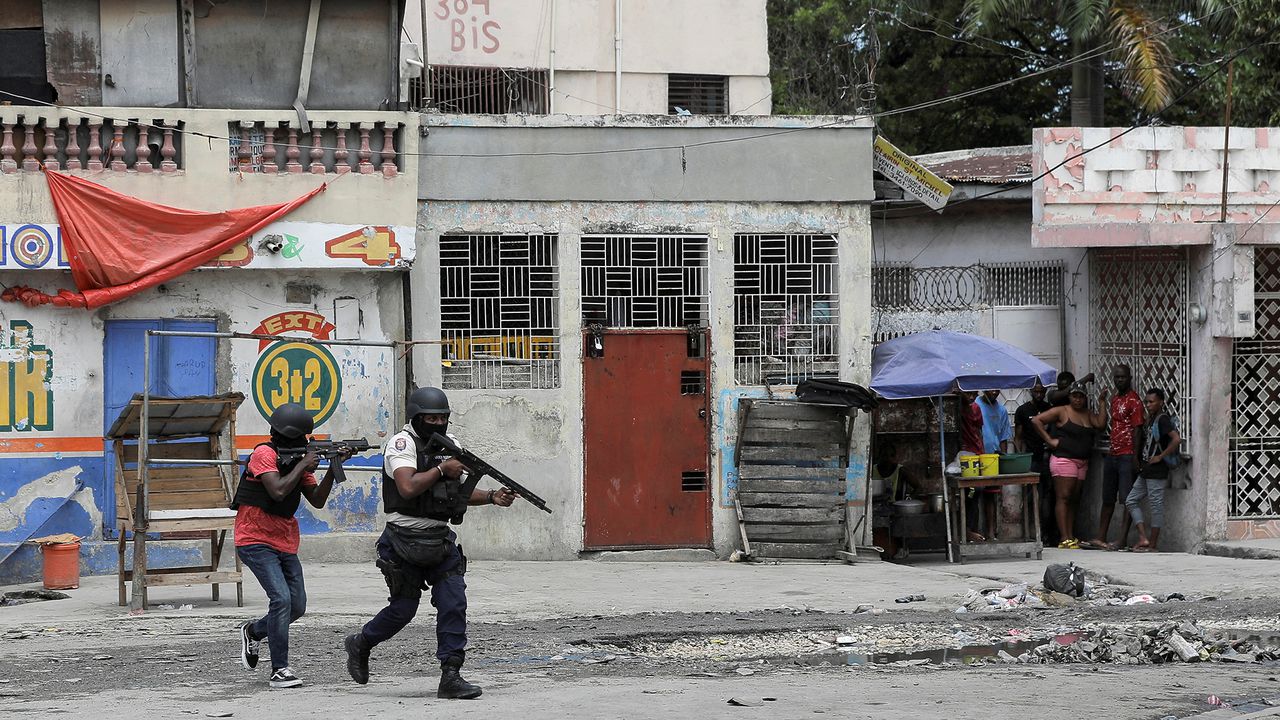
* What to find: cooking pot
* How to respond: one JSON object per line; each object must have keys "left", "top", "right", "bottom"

{"left": 893, "top": 497, "right": 926, "bottom": 515}
{"left": 923, "top": 494, "right": 945, "bottom": 513}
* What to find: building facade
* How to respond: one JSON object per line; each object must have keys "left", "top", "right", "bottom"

{"left": 1032, "top": 125, "right": 1280, "bottom": 551}
{"left": 404, "top": 0, "right": 771, "bottom": 115}
{"left": 0, "top": 1, "right": 874, "bottom": 582}
{"left": 0, "top": 0, "right": 418, "bottom": 582}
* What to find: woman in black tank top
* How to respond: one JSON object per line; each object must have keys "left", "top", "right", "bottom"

{"left": 1031, "top": 385, "right": 1105, "bottom": 548}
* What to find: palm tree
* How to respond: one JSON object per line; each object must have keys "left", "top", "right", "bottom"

{"left": 964, "top": 0, "right": 1229, "bottom": 125}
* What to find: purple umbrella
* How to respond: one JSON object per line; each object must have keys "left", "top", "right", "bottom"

{"left": 870, "top": 330, "right": 1056, "bottom": 400}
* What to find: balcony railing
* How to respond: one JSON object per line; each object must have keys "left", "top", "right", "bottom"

{"left": 0, "top": 111, "right": 183, "bottom": 173}
{"left": 229, "top": 120, "right": 404, "bottom": 177}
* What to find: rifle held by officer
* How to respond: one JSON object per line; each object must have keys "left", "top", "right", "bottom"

{"left": 277, "top": 438, "right": 373, "bottom": 484}
{"left": 427, "top": 433, "right": 552, "bottom": 514}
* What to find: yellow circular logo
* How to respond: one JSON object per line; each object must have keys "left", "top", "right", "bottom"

{"left": 252, "top": 341, "right": 342, "bottom": 427}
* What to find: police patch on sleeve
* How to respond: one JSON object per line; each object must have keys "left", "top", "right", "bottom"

{"left": 394, "top": 437, "right": 407, "bottom": 451}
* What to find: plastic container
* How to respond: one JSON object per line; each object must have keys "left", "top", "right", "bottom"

{"left": 978, "top": 453, "right": 1000, "bottom": 476}
{"left": 959, "top": 455, "right": 981, "bottom": 477}
{"left": 999, "top": 452, "right": 1033, "bottom": 474}
{"left": 41, "top": 542, "right": 80, "bottom": 590}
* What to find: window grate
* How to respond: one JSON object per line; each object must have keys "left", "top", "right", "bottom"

{"left": 581, "top": 235, "right": 708, "bottom": 328}
{"left": 668, "top": 74, "right": 728, "bottom": 115}
{"left": 440, "top": 234, "right": 560, "bottom": 389}
{"left": 412, "top": 66, "right": 550, "bottom": 114}
{"left": 733, "top": 234, "right": 839, "bottom": 385}
{"left": 680, "top": 370, "right": 706, "bottom": 395}
{"left": 681, "top": 471, "right": 708, "bottom": 492}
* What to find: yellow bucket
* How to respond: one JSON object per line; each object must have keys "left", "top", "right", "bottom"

{"left": 959, "top": 455, "right": 981, "bottom": 477}
{"left": 979, "top": 453, "right": 1000, "bottom": 476}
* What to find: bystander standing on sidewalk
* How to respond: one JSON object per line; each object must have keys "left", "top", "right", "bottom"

{"left": 1090, "top": 365, "right": 1144, "bottom": 550}
{"left": 1126, "top": 388, "right": 1181, "bottom": 552}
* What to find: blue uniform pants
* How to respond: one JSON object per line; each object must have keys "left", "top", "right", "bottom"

{"left": 359, "top": 527, "right": 467, "bottom": 665}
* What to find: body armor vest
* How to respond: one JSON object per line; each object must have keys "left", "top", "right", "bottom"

{"left": 230, "top": 442, "right": 304, "bottom": 518}
{"left": 381, "top": 433, "right": 472, "bottom": 524}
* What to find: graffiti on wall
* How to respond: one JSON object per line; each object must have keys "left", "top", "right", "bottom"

{"left": 208, "top": 223, "right": 408, "bottom": 269}
{"left": 435, "top": 0, "right": 501, "bottom": 53}
{"left": 0, "top": 321, "right": 53, "bottom": 431}
{"left": 250, "top": 312, "right": 342, "bottom": 427}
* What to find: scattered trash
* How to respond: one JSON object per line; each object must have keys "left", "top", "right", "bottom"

{"left": 206, "top": 712, "right": 234, "bottom": 718}
{"left": 1043, "top": 563, "right": 1086, "bottom": 597}
{"left": 852, "top": 604, "right": 876, "bottom": 614}
{"left": 1206, "top": 695, "right": 1226, "bottom": 707}
{"left": 1124, "top": 595, "right": 1156, "bottom": 605}
{"left": 727, "top": 697, "right": 763, "bottom": 707}
{"left": 1, "top": 589, "right": 70, "bottom": 606}
{"left": 894, "top": 595, "right": 925, "bottom": 604}
{"left": 92, "top": 655, "right": 113, "bottom": 661}
{"left": 1027, "top": 623, "right": 1279, "bottom": 666}
{"left": 579, "top": 654, "right": 617, "bottom": 665}
{"left": 734, "top": 667, "right": 757, "bottom": 676}
{"left": 836, "top": 636, "right": 855, "bottom": 645}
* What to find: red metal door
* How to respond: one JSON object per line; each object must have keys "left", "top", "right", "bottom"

{"left": 583, "top": 330, "right": 711, "bottom": 549}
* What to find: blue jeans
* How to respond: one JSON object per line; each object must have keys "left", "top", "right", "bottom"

{"left": 237, "top": 544, "right": 307, "bottom": 670}
{"left": 360, "top": 528, "right": 468, "bottom": 665}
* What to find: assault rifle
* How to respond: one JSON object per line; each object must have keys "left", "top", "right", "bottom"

{"left": 277, "top": 439, "right": 373, "bottom": 484}
{"left": 426, "top": 433, "right": 552, "bottom": 515}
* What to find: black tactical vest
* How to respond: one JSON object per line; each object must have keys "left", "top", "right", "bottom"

{"left": 381, "top": 433, "right": 471, "bottom": 523}
{"left": 230, "top": 442, "right": 305, "bottom": 518}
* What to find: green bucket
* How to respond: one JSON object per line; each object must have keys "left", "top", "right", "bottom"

{"left": 999, "top": 452, "right": 1033, "bottom": 474}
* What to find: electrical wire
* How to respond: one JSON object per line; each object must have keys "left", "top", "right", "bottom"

{"left": 0, "top": 0, "right": 1244, "bottom": 162}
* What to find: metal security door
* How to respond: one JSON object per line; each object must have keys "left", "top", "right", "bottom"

{"left": 583, "top": 330, "right": 711, "bottom": 549}
{"left": 102, "top": 319, "right": 216, "bottom": 532}
{"left": 1231, "top": 249, "right": 1280, "bottom": 518}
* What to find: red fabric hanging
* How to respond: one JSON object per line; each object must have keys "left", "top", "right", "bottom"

{"left": 2, "top": 170, "right": 324, "bottom": 308}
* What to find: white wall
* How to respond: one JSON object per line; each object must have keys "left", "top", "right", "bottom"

{"left": 404, "top": 0, "right": 770, "bottom": 114}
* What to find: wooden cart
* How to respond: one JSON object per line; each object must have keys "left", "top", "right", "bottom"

{"left": 109, "top": 393, "right": 245, "bottom": 609}
{"left": 947, "top": 472, "right": 1043, "bottom": 564}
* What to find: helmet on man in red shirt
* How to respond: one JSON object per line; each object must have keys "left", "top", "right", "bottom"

{"left": 268, "top": 403, "right": 314, "bottom": 440}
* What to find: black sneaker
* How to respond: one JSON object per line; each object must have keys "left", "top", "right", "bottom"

{"left": 238, "top": 622, "right": 260, "bottom": 670}
{"left": 269, "top": 666, "right": 303, "bottom": 689}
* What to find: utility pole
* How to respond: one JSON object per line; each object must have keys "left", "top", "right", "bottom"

{"left": 1220, "top": 60, "right": 1234, "bottom": 222}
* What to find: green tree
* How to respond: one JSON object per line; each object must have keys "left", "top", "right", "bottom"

{"left": 964, "top": 0, "right": 1229, "bottom": 125}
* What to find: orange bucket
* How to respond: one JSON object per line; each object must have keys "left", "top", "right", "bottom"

{"left": 41, "top": 542, "right": 80, "bottom": 590}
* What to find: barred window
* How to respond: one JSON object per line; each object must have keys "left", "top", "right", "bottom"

{"left": 668, "top": 74, "right": 729, "bottom": 114}
{"left": 733, "top": 233, "right": 839, "bottom": 385}
{"left": 440, "top": 234, "right": 559, "bottom": 389}
{"left": 581, "top": 235, "right": 708, "bottom": 328}
{"left": 411, "top": 66, "right": 550, "bottom": 114}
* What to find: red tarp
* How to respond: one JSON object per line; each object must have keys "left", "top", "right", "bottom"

{"left": 2, "top": 171, "right": 324, "bottom": 308}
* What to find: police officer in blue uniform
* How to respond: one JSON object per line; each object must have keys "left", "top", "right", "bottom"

{"left": 343, "top": 387, "right": 514, "bottom": 699}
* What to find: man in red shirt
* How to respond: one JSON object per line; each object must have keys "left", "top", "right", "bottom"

{"left": 957, "top": 391, "right": 985, "bottom": 541}
{"left": 232, "top": 403, "right": 351, "bottom": 689}
{"left": 1090, "top": 364, "right": 1144, "bottom": 550}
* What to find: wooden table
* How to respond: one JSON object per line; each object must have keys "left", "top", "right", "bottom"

{"left": 947, "top": 473, "right": 1042, "bottom": 564}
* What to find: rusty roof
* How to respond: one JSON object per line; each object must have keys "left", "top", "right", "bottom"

{"left": 917, "top": 145, "right": 1033, "bottom": 185}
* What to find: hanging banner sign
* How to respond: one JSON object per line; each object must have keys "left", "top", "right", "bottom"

{"left": 873, "top": 135, "right": 954, "bottom": 211}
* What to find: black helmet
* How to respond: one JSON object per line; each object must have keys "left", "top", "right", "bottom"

{"left": 269, "top": 403, "right": 314, "bottom": 439}
{"left": 407, "top": 387, "right": 450, "bottom": 420}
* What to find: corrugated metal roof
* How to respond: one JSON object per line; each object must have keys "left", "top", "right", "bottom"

{"left": 917, "top": 145, "right": 1033, "bottom": 185}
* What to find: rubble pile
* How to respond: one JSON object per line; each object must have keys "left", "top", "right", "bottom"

{"left": 1028, "top": 622, "right": 1280, "bottom": 666}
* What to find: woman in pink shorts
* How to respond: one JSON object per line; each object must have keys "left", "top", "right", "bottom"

{"left": 1031, "top": 384, "right": 1105, "bottom": 549}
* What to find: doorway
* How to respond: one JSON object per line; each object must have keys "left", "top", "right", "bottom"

{"left": 583, "top": 330, "right": 711, "bottom": 549}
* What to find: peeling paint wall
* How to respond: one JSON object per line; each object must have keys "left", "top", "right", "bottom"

{"left": 1033, "top": 126, "right": 1280, "bottom": 247}
{"left": 414, "top": 200, "right": 873, "bottom": 559}
{"left": 0, "top": 269, "right": 405, "bottom": 583}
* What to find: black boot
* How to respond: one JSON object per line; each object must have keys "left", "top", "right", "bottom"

{"left": 438, "top": 659, "right": 482, "bottom": 700}
{"left": 344, "top": 632, "right": 371, "bottom": 685}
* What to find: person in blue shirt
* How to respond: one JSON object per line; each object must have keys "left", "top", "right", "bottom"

{"left": 974, "top": 390, "right": 1013, "bottom": 540}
